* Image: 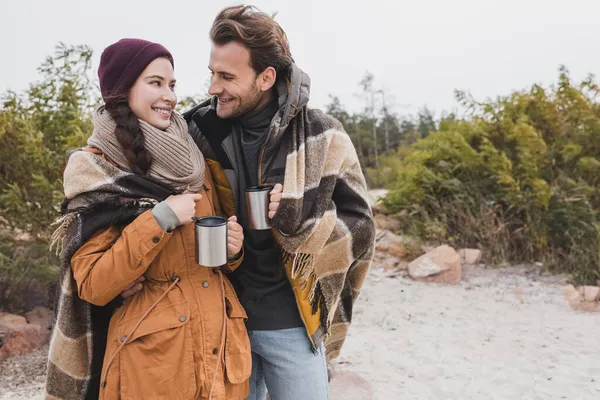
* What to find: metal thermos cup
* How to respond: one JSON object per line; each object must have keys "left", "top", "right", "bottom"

{"left": 245, "top": 185, "right": 274, "bottom": 230}
{"left": 193, "top": 216, "right": 228, "bottom": 267}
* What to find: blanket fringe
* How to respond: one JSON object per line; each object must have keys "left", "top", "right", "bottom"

{"left": 281, "top": 248, "right": 317, "bottom": 292}
{"left": 49, "top": 199, "right": 156, "bottom": 258}
{"left": 49, "top": 212, "right": 76, "bottom": 257}
{"left": 280, "top": 247, "right": 334, "bottom": 334}
{"left": 311, "top": 282, "right": 331, "bottom": 332}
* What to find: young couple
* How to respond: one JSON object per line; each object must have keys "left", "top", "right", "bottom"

{"left": 45, "top": 5, "right": 376, "bottom": 400}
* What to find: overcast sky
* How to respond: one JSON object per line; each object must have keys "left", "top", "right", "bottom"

{"left": 2, "top": 0, "right": 600, "bottom": 118}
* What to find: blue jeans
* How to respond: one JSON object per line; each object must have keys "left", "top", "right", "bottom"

{"left": 244, "top": 327, "right": 329, "bottom": 400}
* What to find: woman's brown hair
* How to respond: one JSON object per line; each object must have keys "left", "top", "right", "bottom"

{"left": 104, "top": 96, "right": 153, "bottom": 175}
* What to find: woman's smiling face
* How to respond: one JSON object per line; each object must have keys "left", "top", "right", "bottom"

{"left": 128, "top": 57, "right": 177, "bottom": 130}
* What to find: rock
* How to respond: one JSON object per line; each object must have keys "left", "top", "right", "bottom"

{"left": 387, "top": 243, "right": 408, "bottom": 259}
{"left": 383, "top": 257, "right": 400, "bottom": 271}
{"left": 0, "top": 315, "right": 46, "bottom": 359}
{"left": 562, "top": 285, "right": 582, "bottom": 305}
{"left": 374, "top": 214, "right": 401, "bottom": 232}
{"left": 25, "top": 307, "right": 53, "bottom": 341}
{"left": 0, "top": 314, "right": 27, "bottom": 325}
{"left": 582, "top": 286, "right": 600, "bottom": 302}
{"left": 329, "top": 370, "right": 373, "bottom": 400}
{"left": 375, "top": 243, "right": 389, "bottom": 253}
{"left": 408, "top": 245, "right": 462, "bottom": 284}
{"left": 562, "top": 285, "right": 599, "bottom": 313}
{"left": 0, "top": 332, "right": 32, "bottom": 359}
{"left": 13, "top": 231, "right": 33, "bottom": 241}
{"left": 376, "top": 231, "right": 410, "bottom": 260}
{"left": 572, "top": 301, "right": 599, "bottom": 313}
{"left": 396, "top": 261, "right": 409, "bottom": 270}
{"left": 459, "top": 248, "right": 483, "bottom": 265}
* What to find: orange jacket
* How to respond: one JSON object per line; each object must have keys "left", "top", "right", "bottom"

{"left": 70, "top": 149, "right": 250, "bottom": 400}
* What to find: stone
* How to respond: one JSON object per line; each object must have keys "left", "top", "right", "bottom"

{"left": 387, "top": 243, "right": 408, "bottom": 259}
{"left": 408, "top": 245, "right": 462, "bottom": 284}
{"left": 459, "top": 248, "right": 483, "bottom": 265}
{"left": 0, "top": 313, "right": 27, "bottom": 325}
{"left": 383, "top": 257, "right": 400, "bottom": 271}
{"left": 562, "top": 285, "right": 599, "bottom": 313}
{"left": 374, "top": 214, "right": 401, "bottom": 232}
{"left": 375, "top": 243, "right": 389, "bottom": 253}
{"left": 25, "top": 307, "right": 53, "bottom": 342}
{"left": 572, "top": 301, "right": 599, "bottom": 313}
{"left": 582, "top": 286, "right": 600, "bottom": 302}
{"left": 396, "top": 261, "right": 409, "bottom": 271}
{"left": 562, "top": 285, "right": 582, "bottom": 305}
{"left": 0, "top": 315, "right": 45, "bottom": 359}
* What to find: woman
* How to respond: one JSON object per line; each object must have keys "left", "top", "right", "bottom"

{"left": 45, "top": 38, "right": 251, "bottom": 400}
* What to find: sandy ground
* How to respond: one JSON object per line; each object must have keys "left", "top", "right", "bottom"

{"left": 0, "top": 344, "right": 47, "bottom": 400}
{"left": 332, "top": 261, "right": 600, "bottom": 400}
{"left": 2, "top": 257, "right": 600, "bottom": 399}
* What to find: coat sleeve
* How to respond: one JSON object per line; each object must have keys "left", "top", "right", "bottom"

{"left": 222, "top": 247, "right": 244, "bottom": 273}
{"left": 70, "top": 210, "right": 172, "bottom": 306}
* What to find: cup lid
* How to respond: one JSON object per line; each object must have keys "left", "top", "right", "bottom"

{"left": 245, "top": 184, "right": 274, "bottom": 192}
{"left": 193, "top": 216, "right": 227, "bottom": 227}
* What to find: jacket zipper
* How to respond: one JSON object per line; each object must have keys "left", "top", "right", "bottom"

{"left": 257, "top": 145, "right": 267, "bottom": 185}
{"left": 203, "top": 184, "right": 215, "bottom": 214}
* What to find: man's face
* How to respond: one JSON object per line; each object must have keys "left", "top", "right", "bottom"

{"left": 208, "top": 42, "right": 268, "bottom": 119}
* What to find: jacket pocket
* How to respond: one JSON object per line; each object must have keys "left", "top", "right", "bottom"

{"left": 116, "top": 300, "right": 197, "bottom": 400}
{"left": 223, "top": 291, "right": 252, "bottom": 384}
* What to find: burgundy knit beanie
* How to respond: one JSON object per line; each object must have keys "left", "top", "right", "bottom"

{"left": 98, "top": 38, "right": 174, "bottom": 101}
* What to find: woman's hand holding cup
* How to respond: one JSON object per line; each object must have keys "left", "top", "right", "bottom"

{"left": 164, "top": 193, "right": 202, "bottom": 225}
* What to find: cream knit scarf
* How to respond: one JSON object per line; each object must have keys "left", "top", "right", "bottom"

{"left": 87, "top": 105, "right": 205, "bottom": 193}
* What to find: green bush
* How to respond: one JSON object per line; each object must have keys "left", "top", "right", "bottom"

{"left": 0, "top": 43, "right": 94, "bottom": 240}
{"left": 0, "top": 44, "right": 94, "bottom": 312}
{"left": 383, "top": 67, "right": 600, "bottom": 284}
{"left": 0, "top": 233, "right": 59, "bottom": 313}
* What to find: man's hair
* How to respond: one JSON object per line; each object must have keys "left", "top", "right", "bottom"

{"left": 210, "top": 5, "right": 294, "bottom": 77}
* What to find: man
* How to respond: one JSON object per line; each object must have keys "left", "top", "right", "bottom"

{"left": 182, "top": 5, "right": 376, "bottom": 400}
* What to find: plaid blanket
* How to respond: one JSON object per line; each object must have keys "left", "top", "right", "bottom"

{"left": 45, "top": 150, "right": 174, "bottom": 400}
{"left": 271, "top": 106, "right": 376, "bottom": 361}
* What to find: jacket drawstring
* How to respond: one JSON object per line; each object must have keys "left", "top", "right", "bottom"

{"left": 99, "top": 272, "right": 228, "bottom": 400}
{"left": 100, "top": 275, "right": 181, "bottom": 390}
{"left": 207, "top": 269, "right": 227, "bottom": 400}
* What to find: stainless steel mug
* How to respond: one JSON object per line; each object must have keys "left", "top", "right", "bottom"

{"left": 193, "top": 216, "right": 228, "bottom": 267}
{"left": 245, "top": 185, "right": 274, "bottom": 230}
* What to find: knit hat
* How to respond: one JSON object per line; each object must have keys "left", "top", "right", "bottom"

{"left": 98, "top": 38, "right": 174, "bottom": 101}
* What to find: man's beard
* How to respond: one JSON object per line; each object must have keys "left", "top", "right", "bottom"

{"left": 223, "top": 83, "right": 264, "bottom": 119}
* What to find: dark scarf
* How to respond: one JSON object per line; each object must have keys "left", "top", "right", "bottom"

{"left": 236, "top": 95, "right": 279, "bottom": 186}
{"left": 46, "top": 150, "right": 175, "bottom": 400}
